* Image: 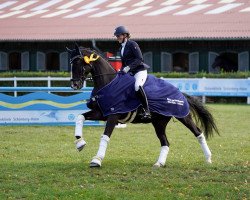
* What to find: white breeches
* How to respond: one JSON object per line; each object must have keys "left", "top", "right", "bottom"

{"left": 134, "top": 70, "right": 147, "bottom": 91}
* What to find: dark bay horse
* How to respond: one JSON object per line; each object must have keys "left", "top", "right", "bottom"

{"left": 212, "top": 55, "right": 238, "bottom": 72}
{"left": 68, "top": 45, "right": 219, "bottom": 168}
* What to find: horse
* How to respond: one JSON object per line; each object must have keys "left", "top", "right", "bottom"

{"left": 67, "top": 45, "right": 219, "bottom": 168}
{"left": 212, "top": 55, "right": 238, "bottom": 72}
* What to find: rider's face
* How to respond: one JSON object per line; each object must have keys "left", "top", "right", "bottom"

{"left": 116, "top": 34, "right": 126, "bottom": 43}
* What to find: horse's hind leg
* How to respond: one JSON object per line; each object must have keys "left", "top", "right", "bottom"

{"left": 152, "top": 116, "right": 171, "bottom": 167}
{"left": 176, "top": 114, "right": 212, "bottom": 163}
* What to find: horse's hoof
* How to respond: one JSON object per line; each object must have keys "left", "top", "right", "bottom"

{"left": 206, "top": 157, "right": 212, "bottom": 164}
{"left": 153, "top": 162, "right": 165, "bottom": 168}
{"left": 90, "top": 156, "right": 102, "bottom": 168}
{"left": 75, "top": 138, "right": 86, "bottom": 152}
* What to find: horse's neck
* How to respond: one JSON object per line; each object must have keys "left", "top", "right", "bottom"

{"left": 92, "top": 59, "right": 116, "bottom": 90}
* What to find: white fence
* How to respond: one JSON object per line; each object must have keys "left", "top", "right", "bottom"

{"left": 0, "top": 76, "right": 249, "bottom": 104}
{"left": 0, "top": 76, "right": 86, "bottom": 97}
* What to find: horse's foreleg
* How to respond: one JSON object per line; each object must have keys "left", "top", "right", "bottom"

{"left": 74, "top": 114, "right": 86, "bottom": 151}
{"left": 176, "top": 114, "right": 212, "bottom": 163}
{"left": 90, "top": 114, "right": 120, "bottom": 167}
{"left": 74, "top": 110, "right": 104, "bottom": 151}
{"left": 152, "top": 116, "right": 171, "bottom": 167}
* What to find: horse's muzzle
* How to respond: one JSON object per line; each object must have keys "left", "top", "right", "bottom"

{"left": 70, "top": 79, "right": 83, "bottom": 90}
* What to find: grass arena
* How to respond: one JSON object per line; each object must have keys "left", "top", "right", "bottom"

{"left": 0, "top": 104, "right": 249, "bottom": 199}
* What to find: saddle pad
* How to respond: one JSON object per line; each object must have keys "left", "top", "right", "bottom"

{"left": 94, "top": 73, "right": 189, "bottom": 118}
{"left": 94, "top": 73, "right": 140, "bottom": 116}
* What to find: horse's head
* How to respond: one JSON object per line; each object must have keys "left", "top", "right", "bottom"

{"left": 212, "top": 56, "right": 223, "bottom": 69}
{"left": 212, "top": 55, "right": 238, "bottom": 72}
{"left": 67, "top": 44, "right": 100, "bottom": 90}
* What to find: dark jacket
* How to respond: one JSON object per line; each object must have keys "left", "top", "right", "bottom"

{"left": 120, "top": 40, "right": 150, "bottom": 74}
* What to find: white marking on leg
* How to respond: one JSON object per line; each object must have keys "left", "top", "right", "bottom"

{"left": 74, "top": 115, "right": 86, "bottom": 151}
{"left": 154, "top": 146, "right": 169, "bottom": 167}
{"left": 90, "top": 135, "right": 110, "bottom": 167}
{"left": 75, "top": 115, "right": 84, "bottom": 138}
{"left": 96, "top": 135, "right": 110, "bottom": 159}
{"left": 197, "top": 133, "right": 212, "bottom": 163}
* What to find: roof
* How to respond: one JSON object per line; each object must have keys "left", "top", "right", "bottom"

{"left": 0, "top": 0, "right": 250, "bottom": 41}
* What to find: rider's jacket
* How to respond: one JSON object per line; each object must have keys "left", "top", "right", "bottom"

{"left": 119, "top": 40, "right": 150, "bottom": 74}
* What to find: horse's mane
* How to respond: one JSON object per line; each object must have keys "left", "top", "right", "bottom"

{"left": 79, "top": 46, "right": 116, "bottom": 72}
{"left": 79, "top": 46, "right": 108, "bottom": 61}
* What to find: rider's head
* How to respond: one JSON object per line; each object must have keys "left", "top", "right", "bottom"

{"left": 114, "top": 26, "right": 130, "bottom": 43}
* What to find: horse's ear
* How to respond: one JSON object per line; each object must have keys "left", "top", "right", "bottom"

{"left": 74, "top": 43, "right": 80, "bottom": 50}
{"left": 74, "top": 42, "right": 83, "bottom": 56}
{"left": 66, "top": 47, "right": 73, "bottom": 54}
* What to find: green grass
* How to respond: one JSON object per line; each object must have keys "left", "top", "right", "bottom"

{"left": 0, "top": 104, "right": 249, "bottom": 199}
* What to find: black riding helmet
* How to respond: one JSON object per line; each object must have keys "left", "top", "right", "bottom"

{"left": 114, "top": 26, "right": 130, "bottom": 37}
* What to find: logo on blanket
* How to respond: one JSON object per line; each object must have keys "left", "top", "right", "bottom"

{"left": 166, "top": 98, "right": 184, "bottom": 106}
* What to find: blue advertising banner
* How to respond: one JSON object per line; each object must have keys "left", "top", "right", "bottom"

{"left": 0, "top": 92, "right": 104, "bottom": 126}
{"left": 164, "top": 78, "right": 250, "bottom": 97}
{"left": 0, "top": 78, "right": 249, "bottom": 126}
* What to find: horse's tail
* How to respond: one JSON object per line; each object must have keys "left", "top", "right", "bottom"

{"left": 183, "top": 93, "right": 219, "bottom": 139}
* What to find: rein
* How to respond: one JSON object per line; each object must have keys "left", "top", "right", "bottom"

{"left": 91, "top": 72, "right": 117, "bottom": 78}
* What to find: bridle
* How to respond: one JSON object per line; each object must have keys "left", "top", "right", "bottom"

{"left": 70, "top": 52, "right": 117, "bottom": 82}
{"left": 70, "top": 55, "right": 89, "bottom": 82}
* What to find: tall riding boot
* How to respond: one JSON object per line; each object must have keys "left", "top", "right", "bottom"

{"left": 136, "top": 86, "right": 151, "bottom": 120}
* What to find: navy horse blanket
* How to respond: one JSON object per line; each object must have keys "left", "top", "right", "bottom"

{"left": 91, "top": 73, "right": 189, "bottom": 118}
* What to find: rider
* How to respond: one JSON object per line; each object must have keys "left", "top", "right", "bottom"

{"left": 114, "top": 25, "right": 151, "bottom": 120}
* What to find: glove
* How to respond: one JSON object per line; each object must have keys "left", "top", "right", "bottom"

{"left": 123, "top": 66, "right": 130, "bottom": 73}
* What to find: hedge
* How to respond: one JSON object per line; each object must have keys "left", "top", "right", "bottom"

{"left": 0, "top": 71, "right": 249, "bottom": 78}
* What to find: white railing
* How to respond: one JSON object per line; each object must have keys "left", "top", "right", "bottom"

{"left": 0, "top": 77, "right": 249, "bottom": 104}
{"left": 0, "top": 76, "right": 86, "bottom": 97}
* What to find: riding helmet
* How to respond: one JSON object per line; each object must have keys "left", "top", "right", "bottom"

{"left": 114, "top": 26, "right": 130, "bottom": 36}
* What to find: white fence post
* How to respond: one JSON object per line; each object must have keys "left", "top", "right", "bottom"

{"left": 48, "top": 76, "right": 51, "bottom": 94}
{"left": 248, "top": 77, "right": 250, "bottom": 105}
{"left": 14, "top": 76, "right": 17, "bottom": 97}
{"left": 202, "top": 77, "right": 206, "bottom": 104}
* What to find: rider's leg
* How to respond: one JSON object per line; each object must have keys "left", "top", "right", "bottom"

{"left": 134, "top": 70, "right": 151, "bottom": 119}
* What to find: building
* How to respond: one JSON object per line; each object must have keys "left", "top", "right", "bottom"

{"left": 0, "top": 0, "right": 249, "bottom": 73}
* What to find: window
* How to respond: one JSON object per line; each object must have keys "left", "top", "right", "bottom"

{"left": 21, "top": 52, "right": 29, "bottom": 71}
{"left": 208, "top": 52, "right": 219, "bottom": 73}
{"left": 143, "top": 52, "right": 153, "bottom": 72}
{"left": 189, "top": 52, "right": 199, "bottom": 73}
{"left": 9, "top": 52, "right": 21, "bottom": 70}
{"left": 161, "top": 52, "right": 172, "bottom": 72}
{"left": 238, "top": 51, "right": 249, "bottom": 71}
{"left": 173, "top": 52, "right": 188, "bottom": 72}
{"left": 46, "top": 52, "right": 59, "bottom": 71}
{"left": 60, "top": 52, "right": 69, "bottom": 71}
{"left": 210, "top": 52, "right": 238, "bottom": 72}
{"left": 37, "top": 52, "right": 45, "bottom": 71}
{"left": 0, "top": 52, "right": 7, "bottom": 70}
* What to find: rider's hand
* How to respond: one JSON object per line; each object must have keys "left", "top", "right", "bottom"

{"left": 123, "top": 66, "right": 130, "bottom": 73}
